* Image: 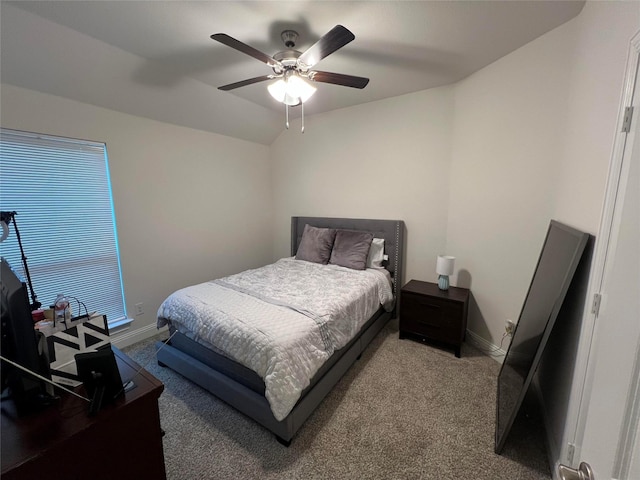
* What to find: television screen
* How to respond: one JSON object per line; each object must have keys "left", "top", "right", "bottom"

{"left": 0, "top": 257, "right": 54, "bottom": 413}
{"left": 495, "top": 220, "right": 589, "bottom": 453}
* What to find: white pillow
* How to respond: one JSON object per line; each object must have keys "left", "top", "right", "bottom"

{"left": 366, "top": 238, "right": 385, "bottom": 269}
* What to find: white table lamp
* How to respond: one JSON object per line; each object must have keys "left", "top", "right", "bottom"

{"left": 436, "top": 255, "right": 455, "bottom": 290}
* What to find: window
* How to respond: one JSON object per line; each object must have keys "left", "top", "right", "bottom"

{"left": 0, "top": 128, "right": 127, "bottom": 325}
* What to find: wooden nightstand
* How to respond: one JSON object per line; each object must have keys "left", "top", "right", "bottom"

{"left": 399, "top": 280, "right": 470, "bottom": 357}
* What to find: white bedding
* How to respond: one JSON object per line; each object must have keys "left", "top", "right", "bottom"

{"left": 157, "top": 257, "right": 394, "bottom": 421}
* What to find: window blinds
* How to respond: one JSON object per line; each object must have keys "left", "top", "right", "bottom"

{"left": 0, "top": 128, "right": 126, "bottom": 323}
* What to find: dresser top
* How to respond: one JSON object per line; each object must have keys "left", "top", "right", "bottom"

{"left": 401, "top": 279, "right": 470, "bottom": 303}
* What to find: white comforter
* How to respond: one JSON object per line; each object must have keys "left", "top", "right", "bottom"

{"left": 157, "top": 257, "right": 394, "bottom": 421}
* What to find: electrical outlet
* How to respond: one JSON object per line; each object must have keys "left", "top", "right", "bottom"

{"left": 135, "top": 302, "right": 144, "bottom": 316}
{"left": 505, "top": 319, "right": 515, "bottom": 335}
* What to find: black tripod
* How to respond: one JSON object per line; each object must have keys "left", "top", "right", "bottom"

{"left": 1, "top": 211, "right": 41, "bottom": 310}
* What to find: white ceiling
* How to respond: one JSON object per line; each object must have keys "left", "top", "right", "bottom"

{"left": 1, "top": 1, "right": 585, "bottom": 145}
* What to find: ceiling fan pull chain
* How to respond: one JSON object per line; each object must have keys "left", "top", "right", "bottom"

{"left": 285, "top": 104, "right": 290, "bottom": 129}
{"left": 301, "top": 101, "right": 305, "bottom": 133}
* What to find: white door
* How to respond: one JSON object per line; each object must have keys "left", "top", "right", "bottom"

{"left": 562, "top": 32, "right": 640, "bottom": 480}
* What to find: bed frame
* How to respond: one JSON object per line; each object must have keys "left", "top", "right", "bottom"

{"left": 156, "top": 217, "right": 405, "bottom": 445}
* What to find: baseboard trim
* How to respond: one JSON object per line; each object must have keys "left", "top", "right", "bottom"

{"left": 465, "top": 329, "right": 507, "bottom": 364}
{"left": 111, "top": 322, "right": 167, "bottom": 349}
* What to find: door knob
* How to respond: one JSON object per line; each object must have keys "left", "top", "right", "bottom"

{"left": 558, "top": 462, "right": 594, "bottom": 480}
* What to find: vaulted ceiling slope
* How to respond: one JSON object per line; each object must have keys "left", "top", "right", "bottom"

{"left": 1, "top": 1, "right": 585, "bottom": 145}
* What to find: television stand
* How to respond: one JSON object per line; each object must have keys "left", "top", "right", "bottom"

{"left": 1, "top": 347, "right": 166, "bottom": 480}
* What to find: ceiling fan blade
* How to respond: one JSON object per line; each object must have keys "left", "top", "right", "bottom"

{"left": 298, "top": 25, "right": 355, "bottom": 68}
{"left": 211, "top": 33, "right": 281, "bottom": 68}
{"left": 310, "top": 71, "right": 369, "bottom": 89}
{"left": 218, "top": 75, "right": 273, "bottom": 91}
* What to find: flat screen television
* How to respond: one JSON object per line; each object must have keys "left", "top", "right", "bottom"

{"left": 495, "top": 220, "right": 589, "bottom": 453}
{"left": 0, "top": 257, "right": 55, "bottom": 413}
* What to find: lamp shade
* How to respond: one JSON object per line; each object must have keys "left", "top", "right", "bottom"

{"left": 287, "top": 75, "right": 316, "bottom": 103}
{"left": 267, "top": 79, "right": 287, "bottom": 102}
{"left": 436, "top": 255, "right": 455, "bottom": 276}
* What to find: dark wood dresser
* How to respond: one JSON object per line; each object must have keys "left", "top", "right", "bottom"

{"left": 399, "top": 280, "right": 470, "bottom": 357}
{"left": 1, "top": 346, "right": 166, "bottom": 480}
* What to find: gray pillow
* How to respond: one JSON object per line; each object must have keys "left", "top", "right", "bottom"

{"left": 329, "top": 229, "right": 374, "bottom": 270}
{"left": 295, "top": 224, "right": 337, "bottom": 264}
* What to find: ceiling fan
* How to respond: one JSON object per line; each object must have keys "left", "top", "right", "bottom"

{"left": 211, "top": 25, "right": 369, "bottom": 132}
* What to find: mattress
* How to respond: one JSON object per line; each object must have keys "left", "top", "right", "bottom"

{"left": 165, "top": 307, "right": 385, "bottom": 398}
{"left": 157, "top": 257, "right": 394, "bottom": 421}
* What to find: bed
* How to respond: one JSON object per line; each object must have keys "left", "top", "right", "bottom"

{"left": 155, "top": 216, "right": 405, "bottom": 445}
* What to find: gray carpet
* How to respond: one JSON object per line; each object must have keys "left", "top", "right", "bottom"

{"left": 123, "top": 319, "right": 551, "bottom": 480}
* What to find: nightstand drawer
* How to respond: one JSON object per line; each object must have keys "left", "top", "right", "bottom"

{"left": 400, "top": 298, "right": 462, "bottom": 344}
{"left": 401, "top": 293, "right": 464, "bottom": 330}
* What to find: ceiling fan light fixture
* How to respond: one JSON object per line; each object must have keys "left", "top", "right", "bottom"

{"left": 268, "top": 74, "right": 316, "bottom": 105}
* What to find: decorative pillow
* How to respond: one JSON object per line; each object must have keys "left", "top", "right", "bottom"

{"left": 366, "top": 238, "right": 385, "bottom": 269}
{"left": 329, "top": 229, "right": 374, "bottom": 270}
{"left": 295, "top": 224, "right": 337, "bottom": 264}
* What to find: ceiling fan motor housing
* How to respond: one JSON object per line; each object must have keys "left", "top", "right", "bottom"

{"left": 273, "top": 49, "right": 303, "bottom": 74}
{"left": 281, "top": 30, "right": 298, "bottom": 48}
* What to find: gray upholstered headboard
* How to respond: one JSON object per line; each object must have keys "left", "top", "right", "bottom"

{"left": 291, "top": 216, "right": 405, "bottom": 297}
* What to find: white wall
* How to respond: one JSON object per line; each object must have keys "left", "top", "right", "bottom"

{"left": 271, "top": 86, "right": 454, "bottom": 286}
{"left": 447, "top": 14, "right": 578, "bottom": 347}
{"left": 551, "top": 1, "right": 639, "bottom": 230}
{"left": 1, "top": 84, "right": 272, "bottom": 345}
